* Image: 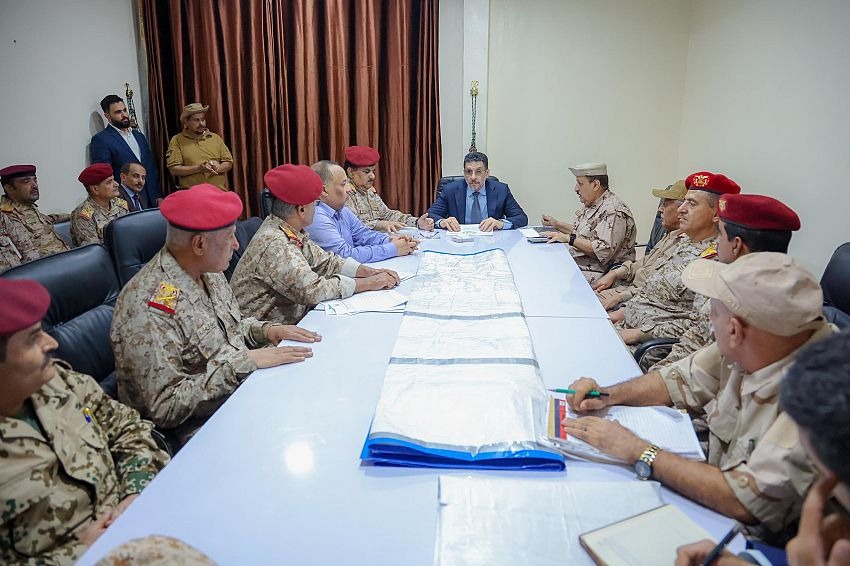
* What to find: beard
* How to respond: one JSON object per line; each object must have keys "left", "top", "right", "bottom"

{"left": 111, "top": 116, "right": 132, "bottom": 128}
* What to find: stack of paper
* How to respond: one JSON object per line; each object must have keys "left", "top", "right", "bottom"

{"left": 546, "top": 398, "right": 705, "bottom": 463}
{"left": 446, "top": 224, "right": 495, "bottom": 237}
{"left": 320, "top": 289, "right": 409, "bottom": 315}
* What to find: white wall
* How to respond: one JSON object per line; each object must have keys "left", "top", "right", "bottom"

{"left": 677, "top": 0, "right": 850, "bottom": 275}
{"left": 438, "top": 0, "right": 465, "bottom": 175}
{"left": 484, "top": 0, "right": 693, "bottom": 235}
{"left": 0, "top": 0, "right": 143, "bottom": 214}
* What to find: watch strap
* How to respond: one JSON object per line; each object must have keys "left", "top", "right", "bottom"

{"left": 568, "top": 233, "right": 577, "bottom": 246}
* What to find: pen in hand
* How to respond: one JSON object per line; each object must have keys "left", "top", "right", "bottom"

{"left": 548, "top": 388, "right": 609, "bottom": 398}
{"left": 700, "top": 523, "right": 743, "bottom": 566}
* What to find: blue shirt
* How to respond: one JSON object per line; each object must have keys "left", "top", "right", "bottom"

{"left": 306, "top": 201, "right": 397, "bottom": 263}
{"left": 439, "top": 184, "right": 513, "bottom": 229}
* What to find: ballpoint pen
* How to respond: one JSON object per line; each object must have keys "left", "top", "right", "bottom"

{"left": 548, "top": 388, "right": 610, "bottom": 398}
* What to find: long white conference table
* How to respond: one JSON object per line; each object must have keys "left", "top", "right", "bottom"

{"left": 81, "top": 229, "right": 740, "bottom": 564}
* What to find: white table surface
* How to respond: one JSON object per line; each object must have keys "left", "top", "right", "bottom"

{"left": 81, "top": 228, "right": 740, "bottom": 564}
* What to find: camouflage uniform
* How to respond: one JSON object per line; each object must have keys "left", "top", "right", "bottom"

{"left": 570, "top": 190, "right": 636, "bottom": 283}
{"left": 111, "top": 247, "right": 271, "bottom": 446}
{"left": 344, "top": 181, "right": 416, "bottom": 229}
{"left": 231, "top": 215, "right": 359, "bottom": 324}
{"left": 0, "top": 195, "right": 69, "bottom": 256}
{"left": 619, "top": 233, "right": 716, "bottom": 341}
{"left": 649, "top": 294, "right": 713, "bottom": 371}
{"left": 70, "top": 196, "right": 129, "bottom": 247}
{"left": 95, "top": 535, "right": 215, "bottom": 566}
{"left": 0, "top": 212, "right": 40, "bottom": 271}
{"left": 658, "top": 322, "right": 835, "bottom": 543}
{"left": 0, "top": 363, "right": 168, "bottom": 565}
{"left": 597, "top": 229, "right": 681, "bottom": 307}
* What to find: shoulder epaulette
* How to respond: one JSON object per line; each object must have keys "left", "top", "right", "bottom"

{"left": 1, "top": 201, "right": 13, "bottom": 213}
{"left": 147, "top": 281, "right": 181, "bottom": 315}
{"left": 115, "top": 197, "right": 129, "bottom": 210}
{"left": 280, "top": 224, "right": 303, "bottom": 248}
{"left": 700, "top": 243, "right": 718, "bottom": 259}
{"left": 78, "top": 204, "right": 95, "bottom": 221}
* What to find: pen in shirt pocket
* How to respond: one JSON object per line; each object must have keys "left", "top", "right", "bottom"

{"left": 83, "top": 407, "right": 96, "bottom": 425}
{"left": 748, "top": 438, "right": 755, "bottom": 454}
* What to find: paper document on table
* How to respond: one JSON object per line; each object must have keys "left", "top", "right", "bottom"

{"left": 321, "top": 289, "right": 408, "bottom": 315}
{"left": 446, "top": 224, "right": 495, "bottom": 237}
{"left": 397, "top": 271, "right": 416, "bottom": 282}
{"left": 520, "top": 226, "right": 556, "bottom": 237}
{"left": 435, "top": 476, "right": 665, "bottom": 566}
{"left": 546, "top": 398, "right": 705, "bottom": 463}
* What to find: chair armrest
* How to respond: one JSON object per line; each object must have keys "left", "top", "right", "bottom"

{"left": 634, "top": 338, "right": 679, "bottom": 372}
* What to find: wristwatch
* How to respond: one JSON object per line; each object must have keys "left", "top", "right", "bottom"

{"left": 568, "top": 233, "right": 577, "bottom": 246}
{"left": 634, "top": 444, "right": 661, "bottom": 480}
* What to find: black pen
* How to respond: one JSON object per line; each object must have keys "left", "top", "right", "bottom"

{"left": 701, "top": 523, "right": 743, "bottom": 566}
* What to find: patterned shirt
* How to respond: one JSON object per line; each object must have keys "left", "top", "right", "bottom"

{"left": 344, "top": 182, "right": 416, "bottom": 229}
{"left": 70, "top": 196, "right": 129, "bottom": 246}
{"left": 0, "top": 364, "right": 168, "bottom": 564}
{"left": 0, "top": 212, "right": 39, "bottom": 271}
{"left": 621, "top": 233, "right": 717, "bottom": 340}
{"left": 570, "top": 190, "right": 636, "bottom": 283}
{"left": 658, "top": 322, "right": 835, "bottom": 543}
{"left": 306, "top": 201, "right": 396, "bottom": 263}
{"left": 1, "top": 195, "right": 69, "bottom": 256}
{"left": 597, "top": 229, "right": 680, "bottom": 306}
{"left": 231, "top": 215, "right": 359, "bottom": 324}
{"left": 111, "top": 247, "right": 269, "bottom": 444}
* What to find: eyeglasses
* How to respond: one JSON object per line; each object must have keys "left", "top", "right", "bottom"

{"left": 418, "top": 230, "right": 440, "bottom": 239}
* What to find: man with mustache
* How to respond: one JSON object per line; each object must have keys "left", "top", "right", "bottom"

{"left": 118, "top": 162, "right": 150, "bottom": 212}
{"left": 0, "top": 164, "right": 69, "bottom": 256}
{"left": 70, "top": 163, "right": 129, "bottom": 246}
{"left": 167, "top": 102, "right": 233, "bottom": 190}
{"left": 0, "top": 278, "right": 169, "bottom": 564}
{"left": 90, "top": 94, "right": 162, "bottom": 207}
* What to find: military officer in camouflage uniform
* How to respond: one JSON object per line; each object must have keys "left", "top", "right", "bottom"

{"left": 0, "top": 164, "right": 69, "bottom": 256}
{"left": 650, "top": 193, "right": 802, "bottom": 372}
{"left": 1, "top": 212, "right": 39, "bottom": 271}
{"left": 0, "top": 278, "right": 169, "bottom": 564}
{"left": 232, "top": 164, "right": 401, "bottom": 324}
{"left": 541, "top": 163, "right": 636, "bottom": 283}
{"left": 613, "top": 171, "right": 741, "bottom": 347}
{"left": 564, "top": 253, "right": 833, "bottom": 545}
{"left": 70, "top": 163, "right": 129, "bottom": 246}
{"left": 111, "top": 184, "right": 318, "bottom": 448}
{"left": 343, "top": 145, "right": 433, "bottom": 232}
{"left": 594, "top": 180, "right": 686, "bottom": 310}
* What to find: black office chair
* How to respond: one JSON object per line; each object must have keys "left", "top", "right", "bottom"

{"left": 821, "top": 242, "right": 850, "bottom": 328}
{"left": 103, "top": 208, "right": 168, "bottom": 287}
{"left": 259, "top": 187, "right": 275, "bottom": 219}
{"left": 435, "top": 175, "right": 500, "bottom": 200}
{"left": 643, "top": 209, "right": 666, "bottom": 254}
{"left": 225, "top": 217, "right": 263, "bottom": 281}
{"left": 53, "top": 220, "right": 73, "bottom": 248}
{"left": 1, "top": 244, "right": 120, "bottom": 396}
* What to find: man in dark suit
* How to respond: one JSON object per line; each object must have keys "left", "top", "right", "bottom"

{"left": 118, "top": 162, "right": 148, "bottom": 212}
{"left": 90, "top": 95, "right": 161, "bottom": 207}
{"left": 427, "top": 152, "right": 527, "bottom": 231}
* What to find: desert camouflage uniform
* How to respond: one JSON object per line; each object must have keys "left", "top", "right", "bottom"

{"left": 0, "top": 195, "right": 69, "bottom": 256}
{"left": 649, "top": 294, "right": 713, "bottom": 371}
{"left": 231, "top": 215, "right": 359, "bottom": 324}
{"left": 70, "top": 196, "right": 129, "bottom": 246}
{"left": 345, "top": 182, "right": 417, "bottom": 230}
{"left": 0, "top": 363, "right": 168, "bottom": 565}
{"left": 95, "top": 535, "right": 215, "bottom": 566}
{"left": 597, "top": 228, "right": 681, "bottom": 307}
{"left": 620, "top": 233, "right": 717, "bottom": 341}
{"left": 0, "top": 212, "right": 40, "bottom": 271}
{"left": 111, "top": 247, "right": 271, "bottom": 446}
{"left": 658, "top": 322, "right": 835, "bottom": 544}
{"left": 570, "top": 190, "right": 636, "bottom": 283}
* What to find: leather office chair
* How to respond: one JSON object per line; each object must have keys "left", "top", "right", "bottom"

{"left": 259, "top": 187, "right": 275, "bottom": 219}
{"left": 103, "top": 208, "right": 167, "bottom": 287}
{"left": 225, "top": 217, "right": 263, "bottom": 281}
{"left": 53, "top": 220, "right": 73, "bottom": 248}
{"left": 643, "top": 210, "right": 666, "bottom": 254}
{"left": 1, "top": 244, "right": 120, "bottom": 396}
{"left": 821, "top": 242, "right": 850, "bottom": 328}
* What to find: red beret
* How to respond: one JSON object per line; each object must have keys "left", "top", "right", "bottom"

{"left": 264, "top": 164, "right": 323, "bottom": 206}
{"left": 685, "top": 171, "right": 741, "bottom": 196}
{"left": 0, "top": 279, "right": 51, "bottom": 337}
{"left": 78, "top": 163, "right": 114, "bottom": 187}
{"left": 0, "top": 164, "right": 36, "bottom": 181}
{"left": 344, "top": 146, "right": 380, "bottom": 167}
{"left": 160, "top": 183, "right": 243, "bottom": 231}
{"left": 719, "top": 194, "right": 801, "bottom": 231}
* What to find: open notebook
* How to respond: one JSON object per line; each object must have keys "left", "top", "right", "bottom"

{"left": 546, "top": 397, "right": 705, "bottom": 463}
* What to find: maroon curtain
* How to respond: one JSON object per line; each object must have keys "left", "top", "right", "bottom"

{"left": 139, "top": 0, "right": 441, "bottom": 218}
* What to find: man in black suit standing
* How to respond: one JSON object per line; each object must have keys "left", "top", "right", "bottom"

{"left": 90, "top": 95, "right": 161, "bottom": 207}
{"left": 118, "top": 162, "right": 149, "bottom": 212}
{"left": 427, "top": 152, "right": 528, "bottom": 231}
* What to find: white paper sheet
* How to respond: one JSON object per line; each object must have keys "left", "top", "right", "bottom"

{"left": 435, "top": 476, "right": 665, "bottom": 566}
{"left": 320, "top": 289, "right": 408, "bottom": 315}
{"left": 445, "top": 224, "right": 495, "bottom": 237}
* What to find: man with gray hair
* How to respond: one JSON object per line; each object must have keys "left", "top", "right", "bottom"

{"left": 231, "top": 164, "right": 400, "bottom": 325}
{"left": 111, "top": 184, "right": 317, "bottom": 448}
